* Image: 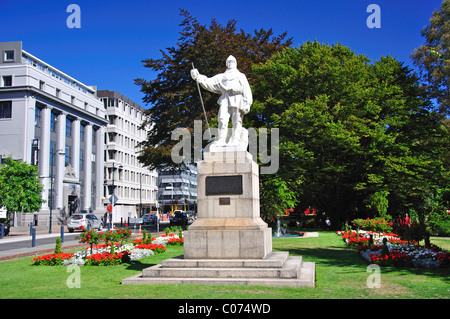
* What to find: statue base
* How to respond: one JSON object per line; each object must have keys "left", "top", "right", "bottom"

{"left": 184, "top": 150, "right": 271, "bottom": 259}
{"left": 122, "top": 150, "right": 315, "bottom": 287}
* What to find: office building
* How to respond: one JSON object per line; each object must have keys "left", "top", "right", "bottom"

{"left": 158, "top": 165, "right": 197, "bottom": 216}
{"left": 0, "top": 41, "right": 107, "bottom": 229}
{"left": 98, "top": 90, "right": 158, "bottom": 223}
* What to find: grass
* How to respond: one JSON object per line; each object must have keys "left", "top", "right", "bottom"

{"left": 0, "top": 231, "right": 448, "bottom": 299}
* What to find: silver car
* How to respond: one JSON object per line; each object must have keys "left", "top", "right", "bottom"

{"left": 67, "top": 213, "right": 103, "bottom": 233}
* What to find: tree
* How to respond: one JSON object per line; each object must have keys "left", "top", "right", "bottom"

{"left": 0, "top": 156, "right": 44, "bottom": 228}
{"left": 135, "top": 9, "right": 292, "bottom": 171}
{"left": 411, "top": 0, "right": 450, "bottom": 116}
{"left": 251, "top": 41, "right": 449, "bottom": 227}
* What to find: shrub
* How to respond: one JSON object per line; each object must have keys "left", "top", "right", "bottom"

{"left": 54, "top": 237, "right": 62, "bottom": 254}
{"left": 351, "top": 217, "right": 393, "bottom": 233}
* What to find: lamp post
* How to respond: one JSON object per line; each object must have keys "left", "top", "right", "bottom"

{"left": 49, "top": 149, "right": 65, "bottom": 234}
{"left": 110, "top": 162, "right": 123, "bottom": 227}
{"left": 139, "top": 172, "right": 149, "bottom": 217}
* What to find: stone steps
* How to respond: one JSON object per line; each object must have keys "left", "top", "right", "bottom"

{"left": 122, "top": 252, "right": 315, "bottom": 287}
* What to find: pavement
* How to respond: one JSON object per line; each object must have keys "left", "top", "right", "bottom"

{"left": 0, "top": 229, "right": 88, "bottom": 262}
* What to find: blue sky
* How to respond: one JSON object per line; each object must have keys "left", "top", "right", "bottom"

{"left": 0, "top": 0, "right": 443, "bottom": 106}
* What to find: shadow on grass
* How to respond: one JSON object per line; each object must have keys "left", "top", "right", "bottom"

{"left": 125, "top": 260, "right": 156, "bottom": 272}
{"left": 276, "top": 245, "right": 450, "bottom": 280}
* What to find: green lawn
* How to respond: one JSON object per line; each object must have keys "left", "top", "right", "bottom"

{"left": 0, "top": 231, "right": 448, "bottom": 299}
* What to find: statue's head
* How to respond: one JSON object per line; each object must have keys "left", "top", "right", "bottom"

{"left": 226, "top": 55, "right": 237, "bottom": 69}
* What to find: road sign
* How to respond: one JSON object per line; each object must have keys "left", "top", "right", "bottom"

{"left": 109, "top": 194, "right": 119, "bottom": 206}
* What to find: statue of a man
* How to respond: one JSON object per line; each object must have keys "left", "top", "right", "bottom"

{"left": 191, "top": 55, "right": 252, "bottom": 149}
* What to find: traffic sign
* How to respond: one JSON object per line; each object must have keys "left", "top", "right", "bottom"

{"left": 109, "top": 194, "right": 119, "bottom": 206}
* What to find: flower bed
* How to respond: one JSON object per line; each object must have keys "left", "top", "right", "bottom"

{"left": 32, "top": 253, "right": 75, "bottom": 266}
{"left": 337, "top": 221, "right": 449, "bottom": 269}
{"left": 32, "top": 229, "right": 183, "bottom": 266}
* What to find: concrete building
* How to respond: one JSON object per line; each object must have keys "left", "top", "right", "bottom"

{"left": 0, "top": 41, "right": 107, "bottom": 229}
{"left": 158, "top": 165, "right": 197, "bottom": 216}
{"left": 97, "top": 90, "right": 158, "bottom": 224}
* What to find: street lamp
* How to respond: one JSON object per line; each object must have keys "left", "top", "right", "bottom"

{"left": 110, "top": 162, "right": 123, "bottom": 227}
{"left": 139, "top": 172, "right": 149, "bottom": 217}
{"left": 49, "top": 149, "right": 65, "bottom": 234}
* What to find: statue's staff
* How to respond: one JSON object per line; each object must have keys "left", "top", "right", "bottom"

{"left": 192, "top": 62, "right": 212, "bottom": 140}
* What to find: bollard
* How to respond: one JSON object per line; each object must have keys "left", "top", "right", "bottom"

{"left": 107, "top": 223, "right": 111, "bottom": 231}
{"left": 60, "top": 225, "right": 64, "bottom": 243}
{"left": 31, "top": 227, "right": 36, "bottom": 247}
{"left": 1, "top": 223, "right": 4, "bottom": 239}
{"left": 30, "top": 222, "right": 33, "bottom": 236}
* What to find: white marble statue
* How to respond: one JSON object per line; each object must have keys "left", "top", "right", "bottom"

{"left": 191, "top": 55, "right": 252, "bottom": 150}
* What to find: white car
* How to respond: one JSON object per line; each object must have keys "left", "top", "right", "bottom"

{"left": 67, "top": 213, "right": 103, "bottom": 232}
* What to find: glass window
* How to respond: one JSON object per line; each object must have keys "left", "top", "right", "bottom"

{"left": 35, "top": 107, "right": 41, "bottom": 127}
{"left": 2, "top": 76, "right": 12, "bottom": 87}
{"left": 50, "top": 112, "right": 56, "bottom": 132}
{"left": 0, "top": 101, "right": 12, "bottom": 119}
{"left": 65, "top": 146, "right": 71, "bottom": 166}
{"left": 80, "top": 124, "right": 84, "bottom": 141}
{"left": 66, "top": 118, "right": 71, "bottom": 137}
{"left": 49, "top": 142, "right": 55, "bottom": 166}
{"left": 4, "top": 50, "right": 14, "bottom": 61}
{"left": 79, "top": 149, "right": 83, "bottom": 171}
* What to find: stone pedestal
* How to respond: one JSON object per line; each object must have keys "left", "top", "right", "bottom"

{"left": 122, "top": 150, "right": 315, "bottom": 288}
{"left": 184, "top": 150, "right": 272, "bottom": 259}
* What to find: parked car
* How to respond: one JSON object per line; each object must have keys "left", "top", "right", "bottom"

{"left": 170, "top": 210, "right": 188, "bottom": 226}
{"left": 142, "top": 213, "right": 157, "bottom": 225}
{"left": 67, "top": 212, "right": 103, "bottom": 232}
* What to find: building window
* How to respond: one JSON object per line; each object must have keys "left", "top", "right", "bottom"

{"left": 66, "top": 118, "right": 72, "bottom": 137}
{"left": 71, "top": 96, "right": 75, "bottom": 104}
{"left": 39, "top": 80, "right": 45, "bottom": 90}
{"left": 0, "top": 101, "right": 12, "bottom": 119}
{"left": 35, "top": 107, "right": 41, "bottom": 127}
{"left": 65, "top": 146, "right": 71, "bottom": 166}
{"left": 50, "top": 112, "right": 56, "bottom": 132}
{"left": 2, "top": 75, "right": 12, "bottom": 87}
{"left": 56, "top": 88, "right": 61, "bottom": 98}
{"left": 80, "top": 124, "right": 84, "bottom": 141}
{"left": 79, "top": 149, "right": 83, "bottom": 171}
{"left": 4, "top": 50, "right": 14, "bottom": 62}
{"left": 49, "top": 142, "right": 55, "bottom": 166}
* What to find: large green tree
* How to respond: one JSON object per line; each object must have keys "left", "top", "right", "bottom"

{"left": 411, "top": 0, "right": 450, "bottom": 116}
{"left": 250, "top": 41, "right": 449, "bottom": 227}
{"left": 135, "top": 9, "right": 292, "bottom": 170}
{"left": 0, "top": 156, "right": 44, "bottom": 227}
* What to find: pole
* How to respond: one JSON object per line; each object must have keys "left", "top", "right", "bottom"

{"left": 49, "top": 153, "right": 54, "bottom": 234}
{"left": 140, "top": 172, "right": 143, "bottom": 217}
{"left": 31, "top": 227, "right": 36, "bottom": 247}
{"left": 60, "top": 225, "right": 64, "bottom": 243}
{"left": 192, "top": 62, "right": 212, "bottom": 140}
